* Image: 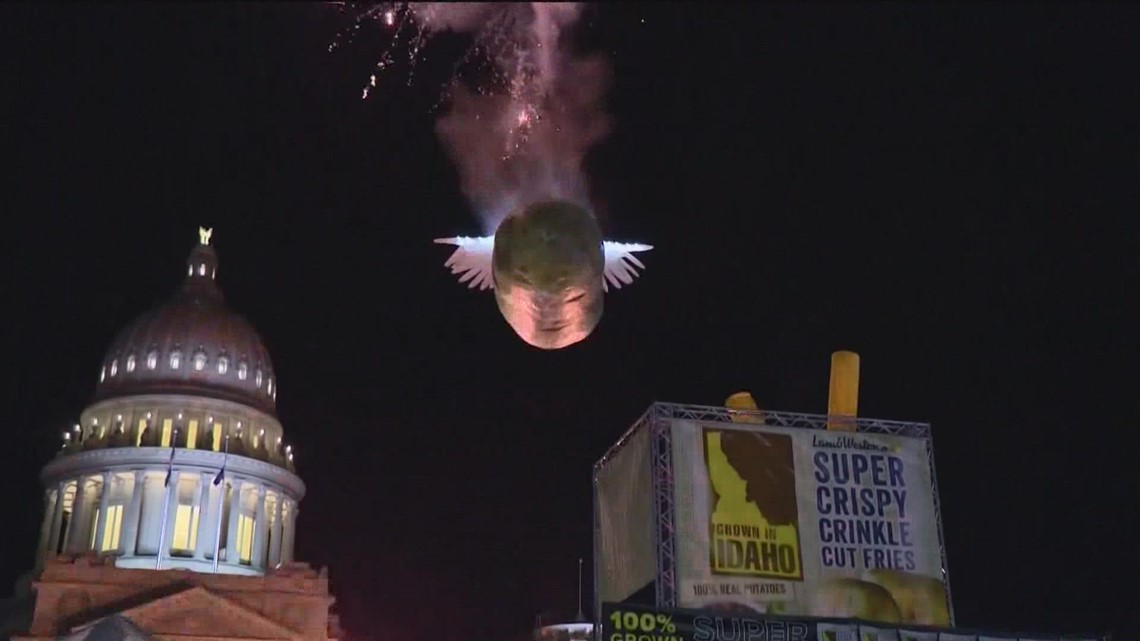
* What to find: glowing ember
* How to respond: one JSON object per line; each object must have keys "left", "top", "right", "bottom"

{"left": 327, "top": 3, "right": 583, "bottom": 160}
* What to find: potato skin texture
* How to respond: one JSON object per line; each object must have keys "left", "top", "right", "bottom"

{"left": 492, "top": 200, "right": 605, "bottom": 350}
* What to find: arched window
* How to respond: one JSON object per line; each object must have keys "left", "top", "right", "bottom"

{"left": 198, "top": 263, "right": 207, "bottom": 276}
{"left": 126, "top": 354, "right": 136, "bottom": 373}
{"left": 109, "top": 360, "right": 118, "bottom": 377}
{"left": 146, "top": 349, "right": 159, "bottom": 370}
{"left": 255, "top": 369, "right": 263, "bottom": 388}
{"left": 237, "top": 361, "right": 248, "bottom": 380}
{"left": 217, "top": 355, "right": 230, "bottom": 375}
{"left": 193, "top": 349, "right": 207, "bottom": 371}
{"left": 170, "top": 349, "right": 182, "bottom": 369}
{"left": 187, "top": 264, "right": 193, "bottom": 276}
{"left": 99, "top": 366, "right": 106, "bottom": 383}
{"left": 267, "top": 377, "right": 273, "bottom": 395}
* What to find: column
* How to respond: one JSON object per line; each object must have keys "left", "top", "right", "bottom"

{"left": 65, "top": 477, "right": 90, "bottom": 552}
{"left": 268, "top": 493, "right": 284, "bottom": 569}
{"left": 121, "top": 471, "right": 145, "bottom": 556}
{"left": 193, "top": 472, "right": 211, "bottom": 559}
{"left": 281, "top": 502, "right": 297, "bottom": 563}
{"left": 36, "top": 489, "right": 54, "bottom": 561}
{"left": 225, "top": 479, "right": 244, "bottom": 564}
{"left": 47, "top": 482, "right": 66, "bottom": 557}
{"left": 159, "top": 470, "right": 181, "bottom": 563}
{"left": 251, "top": 484, "right": 268, "bottom": 569}
{"left": 93, "top": 472, "right": 112, "bottom": 553}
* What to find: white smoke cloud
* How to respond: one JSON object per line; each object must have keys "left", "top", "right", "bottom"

{"left": 416, "top": 2, "right": 611, "bottom": 233}
{"left": 409, "top": 3, "right": 495, "bottom": 33}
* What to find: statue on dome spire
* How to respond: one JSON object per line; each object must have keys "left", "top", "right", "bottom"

{"left": 198, "top": 227, "right": 213, "bottom": 245}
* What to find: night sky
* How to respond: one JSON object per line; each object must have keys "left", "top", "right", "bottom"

{"left": 1, "top": 3, "right": 1134, "bottom": 640}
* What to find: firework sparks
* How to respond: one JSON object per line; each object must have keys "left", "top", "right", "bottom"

{"left": 329, "top": 4, "right": 565, "bottom": 150}
{"left": 330, "top": 2, "right": 611, "bottom": 233}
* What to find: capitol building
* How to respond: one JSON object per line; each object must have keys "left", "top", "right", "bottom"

{"left": 5, "top": 230, "right": 342, "bottom": 641}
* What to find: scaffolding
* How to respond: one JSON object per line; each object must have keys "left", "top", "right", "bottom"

{"left": 592, "top": 402, "right": 953, "bottom": 630}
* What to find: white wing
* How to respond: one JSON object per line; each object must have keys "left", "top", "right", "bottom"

{"left": 602, "top": 241, "right": 653, "bottom": 292}
{"left": 433, "top": 236, "right": 495, "bottom": 291}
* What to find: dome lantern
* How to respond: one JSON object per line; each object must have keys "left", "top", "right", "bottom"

{"left": 92, "top": 229, "right": 278, "bottom": 415}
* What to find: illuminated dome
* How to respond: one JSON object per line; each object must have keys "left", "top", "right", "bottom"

{"left": 37, "top": 229, "right": 302, "bottom": 578}
{"left": 92, "top": 233, "right": 277, "bottom": 415}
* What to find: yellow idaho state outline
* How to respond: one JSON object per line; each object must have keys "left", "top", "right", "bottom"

{"left": 706, "top": 430, "right": 801, "bottom": 579}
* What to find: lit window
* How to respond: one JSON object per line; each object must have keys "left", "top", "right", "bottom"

{"left": 186, "top": 420, "right": 199, "bottom": 450}
{"left": 147, "top": 350, "right": 158, "bottom": 370}
{"left": 101, "top": 505, "right": 124, "bottom": 552}
{"left": 161, "top": 419, "right": 173, "bottom": 447}
{"left": 90, "top": 507, "right": 100, "bottom": 550}
{"left": 193, "top": 350, "right": 207, "bottom": 371}
{"left": 99, "top": 366, "right": 106, "bottom": 383}
{"left": 255, "top": 370, "right": 263, "bottom": 388}
{"left": 212, "top": 423, "right": 223, "bottom": 451}
{"left": 217, "top": 356, "right": 229, "bottom": 375}
{"left": 170, "top": 350, "right": 182, "bottom": 369}
{"left": 236, "top": 514, "right": 255, "bottom": 564}
{"left": 110, "top": 360, "right": 118, "bottom": 377}
{"left": 198, "top": 263, "right": 207, "bottom": 276}
{"left": 126, "top": 354, "right": 136, "bottom": 373}
{"left": 172, "top": 504, "right": 201, "bottom": 551}
{"left": 272, "top": 388, "right": 277, "bottom": 402}
{"left": 267, "top": 378, "right": 273, "bottom": 395}
{"left": 237, "top": 361, "right": 248, "bottom": 380}
{"left": 211, "top": 269, "right": 216, "bottom": 279}
{"left": 188, "top": 264, "right": 193, "bottom": 276}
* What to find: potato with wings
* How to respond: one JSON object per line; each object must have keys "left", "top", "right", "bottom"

{"left": 434, "top": 200, "right": 652, "bottom": 350}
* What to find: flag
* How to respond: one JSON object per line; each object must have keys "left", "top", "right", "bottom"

{"left": 213, "top": 434, "right": 229, "bottom": 485}
{"left": 163, "top": 430, "right": 177, "bottom": 487}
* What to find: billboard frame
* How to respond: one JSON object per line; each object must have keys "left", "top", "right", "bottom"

{"left": 593, "top": 402, "right": 955, "bottom": 631}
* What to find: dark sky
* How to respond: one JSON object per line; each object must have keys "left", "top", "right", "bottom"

{"left": 1, "top": 2, "right": 1135, "bottom": 640}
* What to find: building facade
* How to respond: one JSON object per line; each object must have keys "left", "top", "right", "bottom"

{"left": 11, "top": 231, "right": 341, "bottom": 641}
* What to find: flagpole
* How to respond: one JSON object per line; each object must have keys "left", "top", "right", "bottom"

{"left": 577, "top": 557, "right": 585, "bottom": 621}
{"left": 211, "top": 434, "right": 230, "bottom": 573}
{"left": 155, "top": 428, "right": 178, "bottom": 570}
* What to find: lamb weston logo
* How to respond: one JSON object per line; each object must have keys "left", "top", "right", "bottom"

{"left": 811, "top": 433, "right": 888, "bottom": 452}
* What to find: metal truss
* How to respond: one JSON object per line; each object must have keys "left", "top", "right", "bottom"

{"left": 593, "top": 405, "right": 654, "bottom": 472}
{"left": 650, "top": 404, "right": 677, "bottom": 608}
{"left": 594, "top": 402, "right": 943, "bottom": 616}
{"left": 925, "top": 427, "right": 956, "bottom": 626}
{"left": 592, "top": 463, "right": 602, "bottom": 635}
{"left": 651, "top": 402, "right": 930, "bottom": 438}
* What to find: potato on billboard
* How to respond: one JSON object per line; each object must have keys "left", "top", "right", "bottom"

{"left": 670, "top": 420, "right": 950, "bottom": 627}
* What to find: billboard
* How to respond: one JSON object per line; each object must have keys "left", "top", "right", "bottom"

{"left": 599, "top": 602, "right": 1103, "bottom": 641}
{"left": 670, "top": 419, "right": 950, "bottom": 627}
{"left": 595, "top": 414, "right": 657, "bottom": 605}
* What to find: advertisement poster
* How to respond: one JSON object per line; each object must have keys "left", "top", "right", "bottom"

{"left": 671, "top": 421, "right": 951, "bottom": 626}
{"left": 599, "top": 603, "right": 1100, "bottom": 641}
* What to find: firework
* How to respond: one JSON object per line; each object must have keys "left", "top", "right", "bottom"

{"left": 330, "top": 3, "right": 590, "bottom": 156}
{"left": 330, "top": 4, "right": 654, "bottom": 348}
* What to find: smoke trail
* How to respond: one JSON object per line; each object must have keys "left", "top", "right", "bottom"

{"left": 436, "top": 54, "right": 611, "bottom": 232}
{"left": 428, "top": 2, "right": 606, "bottom": 232}
{"left": 334, "top": 2, "right": 611, "bottom": 233}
